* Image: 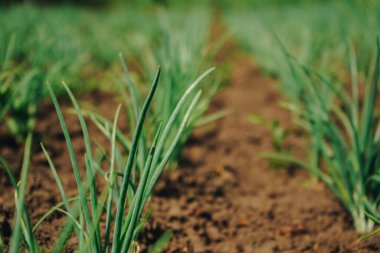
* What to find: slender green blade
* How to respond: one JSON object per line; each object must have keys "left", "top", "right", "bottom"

{"left": 112, "top": 67, "right": 160, "bottom": 253}
{"left": 9, "top": 132, "right": 33, "bottom": 253}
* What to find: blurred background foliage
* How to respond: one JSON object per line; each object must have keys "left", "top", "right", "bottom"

{"left": 0, "top": 0, "right": 375, "bottom": 7}
{"left": 0, "top": 0, "right": 217, "bottom": 141}
{"left": 0, "top": 0, "right": 378, "bottom": 141}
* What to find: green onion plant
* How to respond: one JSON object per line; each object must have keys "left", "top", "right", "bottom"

{"left": 1, "top": 133, "right": 39, "bottom": 253}
{"left": 1, "top": 59, "right": 213, "bottom": 252}
{"left": 86, "top": 7, "right": 222, "bottom": 173}
{"left": 247, "top": 113, "right": 287, "bottom": 152}
{"left": 133, "top": 8, "right": 223, "bottom": 162}
{"left": 224, "top": 1, "right": 380, "bottom": 82}
{"left": 37, "top": 63, "right": 209, "bottom": 251}
{"left": 0, "top": 4, "right": 157, "bottom": 141}
{"left": 264, "top": 40, "right": 380, "bottom": 233}
{"left": 226, "top": 2, "right": 380, "bottom": 233}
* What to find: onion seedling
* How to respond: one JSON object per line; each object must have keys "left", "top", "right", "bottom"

{"left": 129, "top": 8, "right": 222, "bottom": 163}
{"left": 39, "top": 62, "right": 207, "bottom": 252}
{"left": 0, "top": 5, "right": 157, "bottom": 141}
{"left": 225, "top": 1, "right": 380, "bottom": 81}
{"left": 264, "top": 40, "right": 380, "bottom": 233}
{"left": 248, "top": 113, "right": 287, "bottom": 152}
{"left": 1, "top": 133, "right": 40, "bottom": 253}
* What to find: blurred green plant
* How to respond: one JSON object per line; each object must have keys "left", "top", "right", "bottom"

{"left": 0, "top": 4, "right": 158, "bottom": 141}
{"left": 227, "top": 5, "right": 380, "bottom": 230}
{"left": 263, "top": 40, "right": 380, "bottom": 233}
{"left": 0, "top": 4, "right": 223, "bottom": 144}
{"left": 0, "top": 37, "right": 39, "bottom": 141}
{"left": 247, "top": 114, "right": 287, "bottom": 152}
{"left": 1, "top": 133, "right": 38, "bottom": 253}
{"left": 360, "top": 212, "right": 380, "bottom": 240}
{"left": 136, "top": 8, "right": 223, "bottom": 162}
{"left": 225, "top": 1, "right": 380, "bottom": 82}
{"left": 85, "top": 7, "right": 223, "bottom": 171}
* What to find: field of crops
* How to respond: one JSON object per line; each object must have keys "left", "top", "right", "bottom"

{"left": 1, "top": 0, "right": 380, "bottom": 252}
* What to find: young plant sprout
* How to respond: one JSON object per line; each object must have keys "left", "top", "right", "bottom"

{"left": 1, "top": 134, "right": 39, "bottom": 253}
{"left": 0, "top": 37, "right": 38, "bottom": 142}
{"left": 128, "top": 8, "right": 223, "bottom": 163}
{"left": 248, "top": 113, "right": 287, "bottom": 151}
{"left": 264, "top": 40, "right": 380, "bottom": 233}
{"left": 36, "top": 64, "right": 212, "bottom": 251}
{"left": 225, "top": 1, "right": 379, "bottom": 80}
{"left": 0, "top": 5, "right": 158, "bottom": 142}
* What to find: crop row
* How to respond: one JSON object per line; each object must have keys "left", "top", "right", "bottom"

{"left": 1, "top": 1, "right": 380, "bottom": 251}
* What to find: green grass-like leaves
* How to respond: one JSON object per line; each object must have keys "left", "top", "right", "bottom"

{"left": 263, "top": 40, "right": 380, "bottom": 233}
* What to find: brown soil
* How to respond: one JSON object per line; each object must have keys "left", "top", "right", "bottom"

{"left": 1, "top": 44, "right": 380, "bottom": 253}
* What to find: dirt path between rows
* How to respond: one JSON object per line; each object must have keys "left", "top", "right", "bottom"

{"left": 141, "top": 55, "right": 380, "bottom": 253}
